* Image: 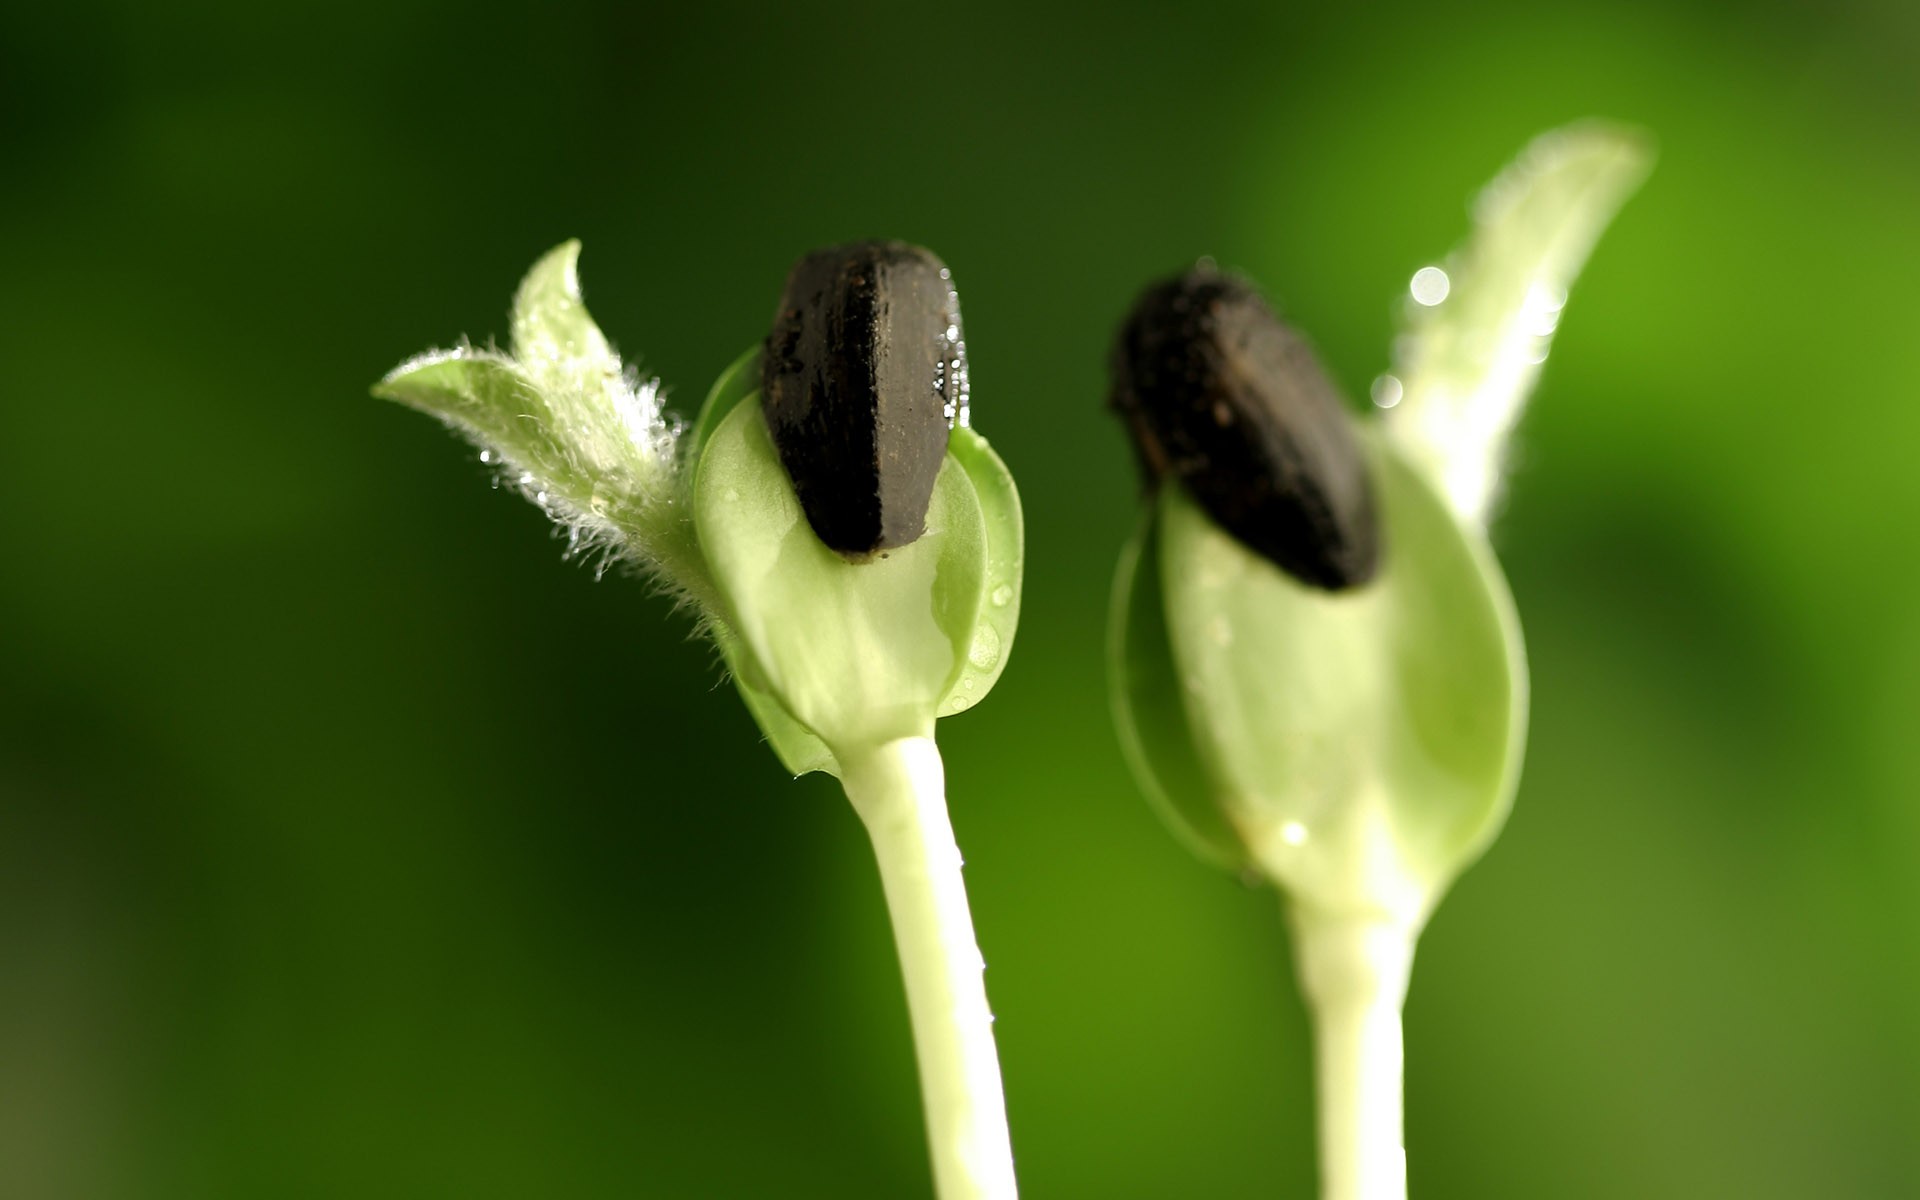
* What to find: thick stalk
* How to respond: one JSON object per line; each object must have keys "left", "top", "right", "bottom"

{"left": 1289, "top": 906, "right": 1416, "bottom": 1200}
{"left": 840, "top": 737, "right": 1018, "bottom": 1200}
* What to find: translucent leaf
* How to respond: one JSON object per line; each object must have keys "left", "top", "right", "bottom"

{"left": 689, "top": 345, "right": 763, "bottom": 461}
{"left": 692, "top": 350, "right": 841, "bottom": 777}
{"left": 1384, "top": 122, "right": 1652, "bottom": 525}
{"left": 692, "top": 397, "right": 989, "bottom": 755}
{"left": 938, "top": 428, "right": 1024, "bottom": 716}
{"left": 688, "top": 363, "right": 1022, "bottom": 771}
{"left": 1108, "top": 510, "right": 1249, "bottom": 870}
{"left": 713, "top": 625, "right": 839, "bottom": 778}
{"left": 1156, "top": 433, "right": 1527, "bottom": 925}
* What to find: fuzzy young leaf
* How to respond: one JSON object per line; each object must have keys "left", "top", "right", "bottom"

{"left": 1152, "top": 434, "right": 1526, "bottom": 925}
{"left": 375, "top": 350, "right": 597, "bottom": 510}
{"left": 374, "top": 243, "right": 705, "bottom": 596}
{"left": 378, "top": 351, "right": 552, "bottom": 463}
{"left": 1386, "top": 122, "right": 1652, "bottom": 525}
{"left": 512, "top": 240, "right": 619, "bottom": 391}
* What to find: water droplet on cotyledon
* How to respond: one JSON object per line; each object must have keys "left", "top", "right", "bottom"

{"left": 967, "top": 626, "right": 1001, "bottom": 671}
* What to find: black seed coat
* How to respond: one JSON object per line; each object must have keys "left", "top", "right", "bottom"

{"left": 761, "top": 241, "right": 962, "bottom": 558}
{"left": 1110, "top": 268, "right": 1380, "bottom": 590}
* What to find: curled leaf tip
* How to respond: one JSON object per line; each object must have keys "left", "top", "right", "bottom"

{"left": 1386, "top": 121, "right": 1652, "bottom": 526}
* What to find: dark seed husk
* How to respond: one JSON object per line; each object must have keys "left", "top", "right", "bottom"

{"left": 1109, "top": 267, "right": 1380, "bottom": 590}
{"left": 761, "top": 240, "right": 964, "bottom": 559}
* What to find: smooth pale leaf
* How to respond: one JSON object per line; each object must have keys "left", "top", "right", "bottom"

{"left": 1108, "top": 511, "right": 1249, "bottom": 870}
{"left": 690, "top": 346, "right": 763, "bottom": 461}
{"left": 1386, "top": 122, "right": 1652, "bottom": 524}
{"left": 713, "top": 626, "right": 839, "bottom": 778}
{"left": 1158, "top": 433, "right": 1527, "bottom": 925}
{"left": 375, "top": 243, "right": 694, "bottom": 596}
{"left": 692, "top": 397, "right": 988, "bottom": 754}
{"left": 938, "top": 428, "right": 1024, "bottom": 715}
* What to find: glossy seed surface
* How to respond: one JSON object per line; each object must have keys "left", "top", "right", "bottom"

{"left": 1110, "top": 267, "right": 1380, "bottom": 590}
{"left": 761, "top": 240, "right": 964, "bottom": 558}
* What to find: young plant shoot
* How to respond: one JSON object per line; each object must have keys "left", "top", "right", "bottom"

{"left": 1106, "top": 123, "right": 1649, "bottom": 1200}
{"left": 376, "top": 240, "right": 1024, "bottom": 1200}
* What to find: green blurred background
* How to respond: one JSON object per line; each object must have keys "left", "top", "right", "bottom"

{"left": 4, "top": 0, "right": 1918, "bottom": 1195}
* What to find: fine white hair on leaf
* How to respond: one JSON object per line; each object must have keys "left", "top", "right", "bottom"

{"left": 375, "top": 241, "right": 718, "bottom": 612}
{"left": 1383, "top": 122, "right": 1652, "bottom": 528}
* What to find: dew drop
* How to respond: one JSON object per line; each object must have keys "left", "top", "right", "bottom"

{"left": 1410, "top": 265, "right": 1451, "bottom": 306}
{"left": 967, "top": 625, "right": 1001, "bottom": 671}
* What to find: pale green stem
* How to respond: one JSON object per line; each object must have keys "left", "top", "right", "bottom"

{"left": 1289, "top": 906, "right": 1416, "bottom": 1200}
{"left": 840, "top": 737, "right": 1019, "bottom": 1200}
